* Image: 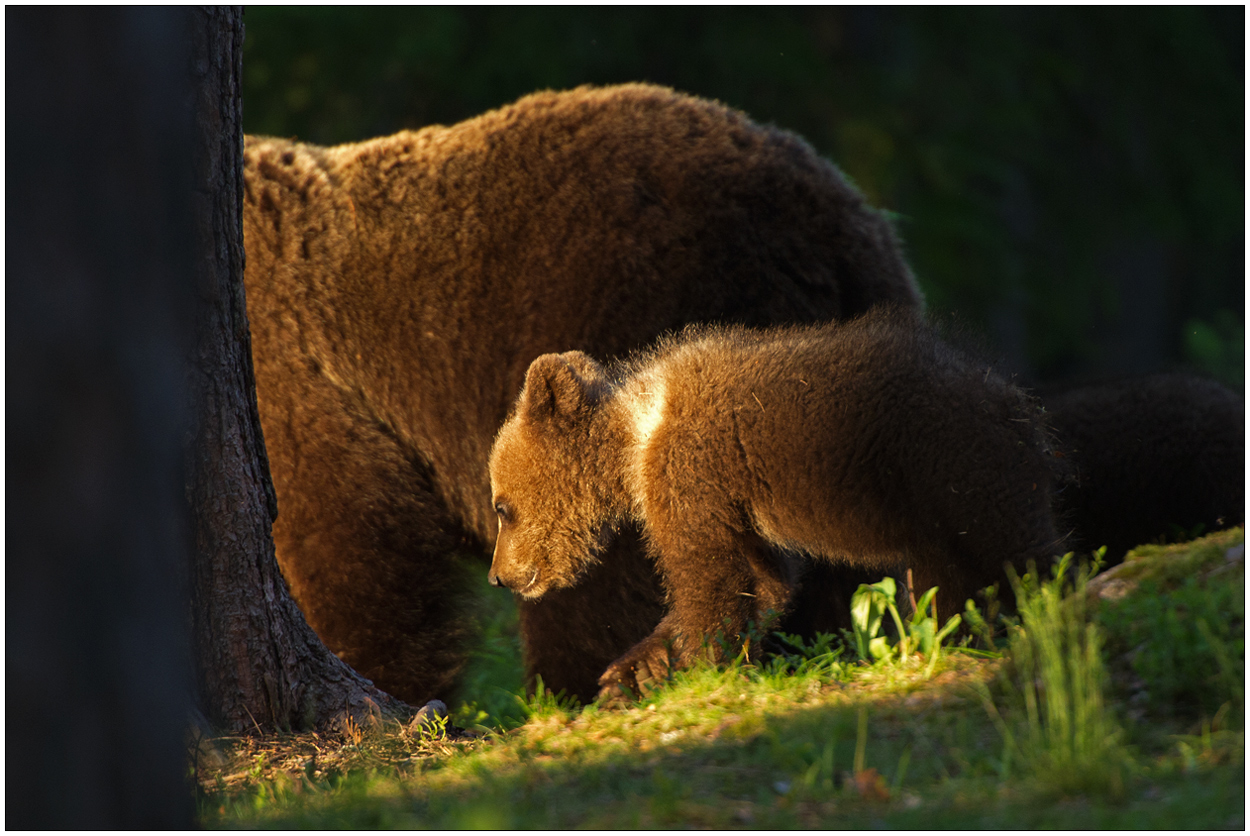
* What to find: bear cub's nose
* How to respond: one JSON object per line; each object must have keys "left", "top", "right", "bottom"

{"left": 487, "top": 570, "right": 507, "bottom": 589}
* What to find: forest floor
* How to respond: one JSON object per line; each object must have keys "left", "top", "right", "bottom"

{"left": 197, "top": 528, "right": 1245, "bottom": 829}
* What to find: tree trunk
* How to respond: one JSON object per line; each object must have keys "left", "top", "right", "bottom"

{"left": 185, "top": 6, "right": 407, "bottom": 735}
{"left": 7, "top": 15, "right": 404, "bottom": 825}
{"left": 6, "top": 8, "right": 195, "bottom": 827}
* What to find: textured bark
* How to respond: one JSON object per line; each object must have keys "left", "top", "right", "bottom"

{"left": 185, "top": 6, "right": 407, "bottom": 734}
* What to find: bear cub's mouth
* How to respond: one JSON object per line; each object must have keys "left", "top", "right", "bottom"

{"left": 518, "top": 566, "right": 543, "bottom": 597}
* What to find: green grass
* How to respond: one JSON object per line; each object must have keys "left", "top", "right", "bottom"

{"left": 1096, "top": 532, "right": 1245, "bottom": 722}
{"left": 448, "top": 568, "right": 527, "bottom": 730}
{"left": 978, "top": 554, "right": 1130, "bottom": 797}
{"left": 198, "top": 529, "right": 1245, "bottom": 828}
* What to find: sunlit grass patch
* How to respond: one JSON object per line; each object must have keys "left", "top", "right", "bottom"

{"left": 202, "top": 611, "right": 996, "bottom": 827}
{"left": 200, "top": 532, "right": 1245, "bottom": 829}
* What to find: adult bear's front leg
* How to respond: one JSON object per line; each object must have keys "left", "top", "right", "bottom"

{"left": 253, "top": 350, "right": 476, "bottom": 705}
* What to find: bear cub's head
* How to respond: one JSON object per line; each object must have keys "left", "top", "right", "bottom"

{"left": 488, "top": 350, "right": 619, "bottom": 598}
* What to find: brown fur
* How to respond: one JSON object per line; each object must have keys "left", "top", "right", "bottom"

{"left": 1042, "top": 373, "right": 1244, "bottom": 561}
{"left": 241, "top": 83, "right": 921, "bottom": 703}
{"left": 488, "top": 309, "right": 1064, "bottom": 698}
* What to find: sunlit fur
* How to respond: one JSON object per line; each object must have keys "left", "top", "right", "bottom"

{"left": 488, "top": 308, "right": 1066, "bottom": 694}
{"left": 243, "top": 82, "right": 923, "bottom": 703}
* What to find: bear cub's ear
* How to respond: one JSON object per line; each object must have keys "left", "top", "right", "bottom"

{"left": 522, "top": 351, "right": 610, "bottom": 423}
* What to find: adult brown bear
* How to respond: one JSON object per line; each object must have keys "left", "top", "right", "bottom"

{"left": 242, "top": 83, "right": 921, "bottom": 703}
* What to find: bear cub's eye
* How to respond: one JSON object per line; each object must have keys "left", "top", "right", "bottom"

{"left": 494, "top": 500, "right": 513, "bottom": 524}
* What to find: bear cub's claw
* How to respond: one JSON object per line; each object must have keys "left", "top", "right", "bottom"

{"left": 595, "top": 634, "right": 675, "bottom": 703}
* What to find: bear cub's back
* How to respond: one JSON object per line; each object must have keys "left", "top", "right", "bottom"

{"left": 619, "top": 311, "right": 1059, "bottom": 568}
{"left": 628, "top": 312, "right": 1044, "bottom": 484}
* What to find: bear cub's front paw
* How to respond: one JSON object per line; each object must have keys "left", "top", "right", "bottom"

{"left": 595, "top": 633, "right": 676, "bottom": 703}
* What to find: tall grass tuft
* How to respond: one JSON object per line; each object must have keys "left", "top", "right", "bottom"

{"left": 981, "top": 554, "right": 1130, "bottom": 798}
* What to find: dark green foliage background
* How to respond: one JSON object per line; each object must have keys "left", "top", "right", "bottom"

{"left": 241, "top": 7, "right": 1242, "bottom": 385}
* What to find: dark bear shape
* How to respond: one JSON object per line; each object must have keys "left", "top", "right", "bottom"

{"left": 1042, "top": 373, "right": 1244, "bottom": 562}
{"left": 242, "top": 83, "right": 921, "bottom": 703}
{"left": 488, "top": 309, "right": 1064, "bottom": 698}
{"left": 774, "top": 373, "right": 1248, "bottom": 647}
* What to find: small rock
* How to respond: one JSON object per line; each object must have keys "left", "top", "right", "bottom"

{"left": 773, "top": 780, "right": 791, "bottom": 795}
{"left": 1093, "top": 576, "right": 1134, "bottom": 602}
{"left": 409, "top": 699, "right": 449, "bottom": 735}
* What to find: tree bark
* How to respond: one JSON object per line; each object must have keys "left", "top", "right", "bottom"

{"left": 185, "top": 6, "right": 407, "bottom": 736}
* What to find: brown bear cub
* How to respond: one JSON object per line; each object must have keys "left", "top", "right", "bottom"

{"left": 489, "top": 308, "right": 1064, "bottom": 698}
